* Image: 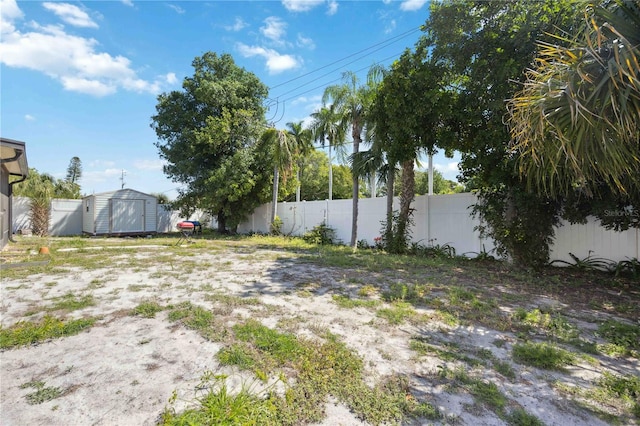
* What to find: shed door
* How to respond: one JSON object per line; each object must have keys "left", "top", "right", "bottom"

{"left": 111, "top": 199, "right": 144, "bottom": 233}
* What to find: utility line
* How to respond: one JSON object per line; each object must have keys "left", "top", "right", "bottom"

{"left": 271, "top": 39, "right": 411, "bottom": 101}
{"left": 268, "top": 26, "right": 421, "bottom": 92}
{"left": 279, "top": 50, "right": 404, "bottom": 105}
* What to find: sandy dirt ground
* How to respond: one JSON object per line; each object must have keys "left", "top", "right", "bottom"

{"left": 0, "top": 242, "right": 637, "bottom": 425}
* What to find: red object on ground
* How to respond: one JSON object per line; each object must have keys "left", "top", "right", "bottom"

{"left": 177, "top": 221, "right": 195, "bottom": 230}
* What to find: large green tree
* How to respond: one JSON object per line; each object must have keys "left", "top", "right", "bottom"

{"left": 415, "top": 169, "right": 464, "bottom": 195}
{"left": 289, "top": 149, "right": 353, "bottom": 201}
{"left": 423, "top": 0, "right": 580, "bottom": 265}
{"left": 370, "top": 49, "right": 454, "bottom": 253}
{"left": 508, "top": 0, "right": 640, "bottom": 231}
{"left": 151, "top": 53, "right": 270, "bottom": 232}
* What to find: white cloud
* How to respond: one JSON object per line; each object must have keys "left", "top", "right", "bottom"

{"left": 434, "top": 162, "right": 459, "bottom": 173}
{"left": 296, "top": 34, "right": 315, "bottom": 50}
{"left": 384, "top": 19, "right": 396, "bottom": 34}
{"left": 24, "top": 114, "right": 35, "bottom": 121}
{"left": 121, "top": 0, "right": 134, "bottom": 6}
{"left": 225, "top": 17, "right": 247, "bottom": 32}
{"left": 0, "top": 0, "right": 23, "bottom": 22}
{"left": 43, "top": 2, "right": 98, "bottom": 28}
{"left": 399, "top": 0, "right": 428, "bottom": 12}
{"left": 165, "top": 72, "right": 178, "bottom": 85}
{"left": 83, "top": 168, "right": 124, "bottom": 188}
{"left": 0, "top": 6, "right": 173, "bottom": 96}
{"left": 327, "top": 0, "right": 338, "bottom": 15}
{"left": 261, "top": 16, "right": 286, "bottom": 44}
{"left": 290, "top": 94, "right": 321, "bottom": 107}
{"left": 167, "top": 4, "right": 185, "bottom": 14}
{"left": 134, "top": 159, "right": 166, "bottom": 171}
{"left": 61, "top": 76, "right": 116, "bottom": 96}
{"left": 236, "top": 43, "right": 300, "bottom": 74}
{"left": 281, "top": 0, "right": 325, "bottom": 12}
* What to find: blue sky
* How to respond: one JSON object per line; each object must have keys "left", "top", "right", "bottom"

{"left": 1, "top": 0, "right": 460, "bottom": 199}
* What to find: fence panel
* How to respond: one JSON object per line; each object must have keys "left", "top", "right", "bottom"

{"left": 50, "top": 199, "right": 82, "bottom": 236}
{"left": 11, "top": 195, "right": 638, "bottom": 262}
{"left": 12, "top": 197, "right": 31, "bottom": 233}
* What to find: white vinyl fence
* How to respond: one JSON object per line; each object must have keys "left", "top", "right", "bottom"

{"left": 11, "top": 194, "right": 639, "bottom": 263}
{"left": 12, "top": 197, "right": 204, "bottom": 236}
{"left": 238, "top": 193, "right": 639, "bottom": 264}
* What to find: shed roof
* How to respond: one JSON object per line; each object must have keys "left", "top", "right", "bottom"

{"left": 84, "top": 188, "right": 157, "bottom": 199}
{"left": 0, "top": 137, "right": 28, "bottom": 179}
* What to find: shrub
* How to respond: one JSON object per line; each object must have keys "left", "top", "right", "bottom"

{"left": 302, "top": 222, "right": 337, "bottom": 245}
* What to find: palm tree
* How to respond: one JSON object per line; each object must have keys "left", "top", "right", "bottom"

{"left": 309, "top": 105, "right": 346, "bottom": 202}
{"left": 322, "top": 66, "right": 385, "bottom": 247}
{"left": 285, "top": 121, "right": 314, "bottom": 202}
{"left": 507, "top": 0, "right": 640, "bottom": 198}
{"left": 260, "top": 128, "right": 297, "bottom": 231}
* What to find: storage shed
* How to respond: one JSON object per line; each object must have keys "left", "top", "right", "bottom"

{"left": 83, "top": 189, "right": 157, "bottom": 236}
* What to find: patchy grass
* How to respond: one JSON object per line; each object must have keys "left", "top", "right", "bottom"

{"left": 48, "top": 293, "right": 95, "bottom": 312}
{"left": 166, "top": 302, "right": 225, "bottom": 341}
{"left": 0, "top": 315, "right": 96, "bottom": 349}
{"left": 376, "top": 301, "right": 416, "bottom": 325}
{"left": 171, "top": 322, "right": 440, "bottom": 425}
{"left": 512, "top": 342, "right": 577, "bottom": 370}
{"left": 597, "top": 319, "right": 640, "bottom": 358}
{"left": 332, "top": 294, "right": 380, "bottom": 309}
{"left": 132, "top": 301, "right": 164, "bottom": 318}
{"left": 2, "top": 234, "right": 639, "bottom": 425}
{"left": 20, "top": 380, "right": 64, "bottom": 405}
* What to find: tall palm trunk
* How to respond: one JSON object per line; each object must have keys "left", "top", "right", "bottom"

{"left": 271, "top": 166, "right": 279, "bottom": 229}
{"left": 328, "top": 144, "right": 333, "bottom": 201}
{"left": 350, "top": 128, "right": 362, "bottom": 247}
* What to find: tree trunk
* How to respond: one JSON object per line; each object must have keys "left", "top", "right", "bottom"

{"left": 217, "top": 211, "right": 226, "bottom": 233}
{"left": 271, "top": 166, "right": 279, "bottom": 227}
{"left": 328, "top": 144, "right": 333, "bottom": 201}
{"left": 370, "top": 174, "right": 376, "bottom": 198}
{"left": 397, "top": 159, "right": 415, "bottom": 251}
{"left": 385, "top": 166, "right": 395, "bottom": 240}
{"left": 350, "top": 129, "right": 361, "bottom": 247}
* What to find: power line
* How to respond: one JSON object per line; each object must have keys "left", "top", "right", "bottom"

{"left": 270, "top": 27, "right": 420, "bottom": 99}
{"left": 278, "top": 50, "right": 404, "bottom": 105}
{"left": 270, "top": 27, "right": 420, "bottom": 90}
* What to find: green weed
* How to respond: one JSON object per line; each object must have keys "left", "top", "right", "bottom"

{"left": 492, "top": 359, "right": 516, "bottom": 380}
{"left": 512, "top": 342, "right": 576, "bottom": 370}
{"left": 377, "top": 301, "right": 416, "bottom": 325}
{"left": 20, "top": 380, "right": 64, "bottom": 405}
{"left": 512, "top": 308, "right": 579, "bottom": 341}
{"left": 597, "top": 320, "right": 640, "bottom": 358}
{"left": 332, "top": 295, "right": 380, "bottom": 309}
{"left": 133, "top": 301, "right": 164, "bottom": 318}
{"left": 167, "top": 302, "right": 222, "bottom": 340}
{"left": 504, "top": 407, "right": 545, "bottom": 426}
{"left": 0, "top": 315, "right": 96, "bottom": 349}
{"left": 382, "top": 282, "right": 428, "bottom": 304}
{"left": 48, "top": 293, "right": 95, "bottom": 312}
{"left": 160, "top": 373, "right": 276, "bottom": 425}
